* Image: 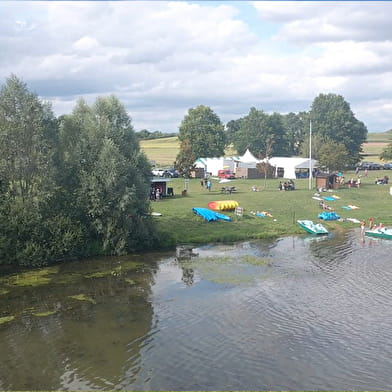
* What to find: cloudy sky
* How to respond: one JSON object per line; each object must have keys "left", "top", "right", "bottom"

{"left": 1, "top": 1, "right": 391, "bottom": 133}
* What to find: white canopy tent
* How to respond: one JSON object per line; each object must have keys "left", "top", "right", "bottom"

{"left": 267, "top": 157, "right": 318, "bottom": 179}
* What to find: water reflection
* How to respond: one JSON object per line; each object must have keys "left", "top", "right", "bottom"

{"left": 1, "top": 232, "right": 392, "bottom": 390}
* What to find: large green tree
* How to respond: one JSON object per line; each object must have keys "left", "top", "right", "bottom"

{"left": 0, "top": 76, "right": 83, "bottom": 267}
{"left": 310, "top": 93, "right": 367, "bottom": 166}
{"left": 59, "top": 96, "right": 157, "bottom": 255}
{"left": 177, "top": 105, "right": 226, "bottom": 158}
{"left": 0, "top": 75, "right": 57, "bottom": 201}
{"left": 232, "top": 108, "right": 288, "bottom": 158}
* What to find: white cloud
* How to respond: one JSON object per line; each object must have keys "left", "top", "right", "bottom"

{"left": 0, "top": 1, "right": 391, "bottom": 132}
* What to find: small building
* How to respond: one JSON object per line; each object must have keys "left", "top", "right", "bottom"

{"left": 316, "top": 173, "right": 339, "bottom": 190}
{"left": 150, "top": 178, "right": 173, "bottom": 198}
{"left": 236, "top": 167, "right": 264, "bottom": 179}
{"left": 190, "top": 167, "right": 205, "bottom": 178}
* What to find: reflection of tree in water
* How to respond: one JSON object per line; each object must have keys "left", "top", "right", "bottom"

{"left": 181, "top": 266, "right": 194, "bottom": 286}
{"left": 0, "top": 253, "right": 158, "bottom": 390}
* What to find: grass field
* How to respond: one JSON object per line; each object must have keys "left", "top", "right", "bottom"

{"left": 141, "top": 133, "right": 392, "bottom": 166}
{"left": 140, "top": 137, "right": 180, "bottom": 167}
{"left": 152, "top": 170, "right": 392, "bottom": 246}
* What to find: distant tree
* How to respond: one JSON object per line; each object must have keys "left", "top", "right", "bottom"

{"left": 299, "top": 133, "right": 326, "bottom": 161}
{"left": 175, "top": 139, "right": 196, "bottom": 177}
{"left": 232, "top": 108, "right": 288, "bottom": 158}
{"left": 310, "top": 93, "right": 367, "bottom": 166}
{"left": 317, "top": 140, "right": 350, "bottom": 172}
{"left": 282, "top": 111, "right": 309, "bottom": 155}
{"left": 226, "top": 118, "right": 243, "bottom": 145}
{"left": 178, "top": 105, "right": 226, "bottom": 158}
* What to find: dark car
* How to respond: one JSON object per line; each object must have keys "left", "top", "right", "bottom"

{"left": 358, "top": 162, "right": 382, "bottom": 170}
{"left": 163, "top": 168, "right": 179, "bottom": 178}
{"left": 383, "top": 163, "right": 392, "bottom": 170}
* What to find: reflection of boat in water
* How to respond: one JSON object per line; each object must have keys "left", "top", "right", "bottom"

{"left": 365, "top": 227, "right": 392, "bottom": 240}
{"left": 297, "top": 220, "right": 329, "bottom": 235}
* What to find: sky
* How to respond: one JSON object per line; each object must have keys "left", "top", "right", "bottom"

{"left": 1, "top": 1, "right": 392, "bottom": 133}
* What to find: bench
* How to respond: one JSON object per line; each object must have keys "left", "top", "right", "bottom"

{"left": 221, "top": 186, "right": 236, "bottom": 194}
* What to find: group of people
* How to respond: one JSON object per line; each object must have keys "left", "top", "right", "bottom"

{"left": 200, "top": 177, "right": 212, "bottom": 191}
{"left": 150, "top": 187, "right": 162, "bottom": 201}
{"left": 346, "top": 177, "right": 361, "bottom": 188}
{"left": 362, "top": 218, "right": 385, "bottom": 233}
{"left": 278, "top": 180, "right": 295, "bottom": 191}
{"left": 375, "top": 175, "right": 389, "bottom": 185}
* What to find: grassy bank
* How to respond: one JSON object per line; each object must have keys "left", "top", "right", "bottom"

{"left": 151, "top": 170, "right": 392, "bottom": 246}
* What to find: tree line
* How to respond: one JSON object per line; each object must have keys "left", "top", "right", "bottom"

{"left": 0, "top": 75, "right": 159, "bottom": 268}
{"left": 175, "top": 95, "right": 368, "bottom": 176}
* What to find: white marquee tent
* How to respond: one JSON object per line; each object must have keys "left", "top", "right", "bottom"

{"left": 267, "top": 157, "right": 318, "bottom": 179}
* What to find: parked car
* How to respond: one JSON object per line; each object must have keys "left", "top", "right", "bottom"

{"left": 163, "top": 168, "right": 179, "bottom": 178}
{"left": 358, "top": 162, "right": 382, "bottom": 170}
{"left": 218, "top": 169, "right": 235, "bottom": 179}
{"left": 383, "top": 163, "right": 392, "bottom": 170}
{"left": 152, "top": 168, "right": 165, "bottom": 177}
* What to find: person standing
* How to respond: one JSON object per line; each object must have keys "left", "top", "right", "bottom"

{"left": 207, "top": 180, "right": 212, "bottom": 191}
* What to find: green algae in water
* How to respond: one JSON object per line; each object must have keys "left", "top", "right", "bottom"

{"left": 182, "top": 256, "right": 260, "bottom": 286}
{"left": 32, "top": 311, "right": 57, "bottom": 317}
{"left": 84, "top": 261, "right": 143, "bottom": 279}
{"left": 125, "top": 278, "right": 136, "bottom": 285}
{"left": 241, "top": 255, "right": 273, "bottom": 266}
{"left": 69, "top": 294, "right": 96, "bottom": 304}
{"left": 0, "top": 315, "right": 15, "bottom": 325}
{"left": 85, "top": 270, "right": 113, "bottom": 279}
{"left": 7, "top": 266, "right": 60, "bottom": 287}
{"left": 0, "top": 288, "right": 10, "bottom": 295}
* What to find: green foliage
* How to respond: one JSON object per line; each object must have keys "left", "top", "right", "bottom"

{"left": 175, "top": 139, "right": 196, "bottom": 177}
{"left": 299, "top": 133, "right": 327, "bottom": 160}
{"left": 310, "top": 93, "right": 368, "bottom": 165}
{"left": 232, "top": 108, "right": 289, "bottom": 158}
{"left": 281, "top": 111, "right": 309, "bottom": 155}
{"left": 0, "top": 76, "right": 159, "bottom": 268}
{"left": 60, "top": 96, "right": 158, "bottom": 255}
{"left": 178, "top": 105, "right": 226, "bottom": 158}
{"left": 226, "top": 118, "right": 243, "bottom": 145}
{"left": 0, "top": 74, "right": 57, "bottom": 201}
{"left": 136, "top": 129, "right": 177, "bottom": 140}
{"left": 380, "top": 143, "right": 392, "bottom": 161}
{"left": 317, "top": 140, "right": 350, "bottom": 172}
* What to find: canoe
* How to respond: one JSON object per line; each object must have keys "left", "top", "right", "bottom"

{"left": 365, "top": 227, "right": 392, "bottom": 240}
{"left": 208, "top": 200, "right": 239, "bottom": 211}
{"left": 192, "top": 207, "right": 231, "bottom": 222}
{"left": 297, "top": 220, "right": 329, "bottom": 235}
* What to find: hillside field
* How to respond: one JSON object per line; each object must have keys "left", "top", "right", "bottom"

{"left": 140, "top": 132, "right": 392, "bottom": 167}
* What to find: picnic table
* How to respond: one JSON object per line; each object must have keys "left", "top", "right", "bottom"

{"left": 221, "top": 186, "right": 236, "bottom": 194}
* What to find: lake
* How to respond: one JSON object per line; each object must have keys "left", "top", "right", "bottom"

{"left": 1, "top": 228, "right": 392, "bottom": 390}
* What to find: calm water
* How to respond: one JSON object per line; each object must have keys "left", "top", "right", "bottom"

{"left": 1, "top": 229, "right": 392, "bottom": 390}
